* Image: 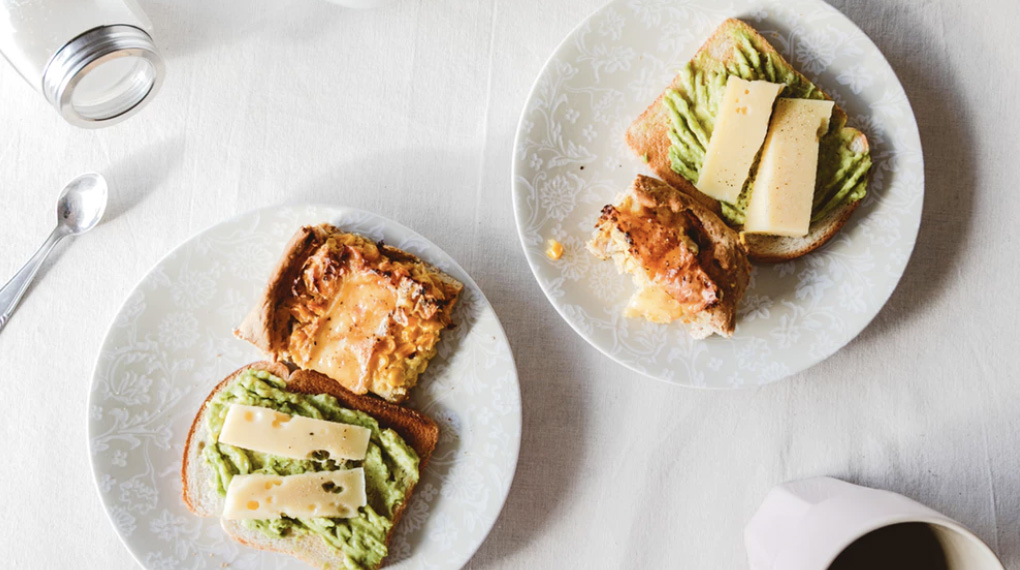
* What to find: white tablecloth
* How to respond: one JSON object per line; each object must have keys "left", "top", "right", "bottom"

{"left": 1, "top": 0, "right": 1018, "bottom": 567}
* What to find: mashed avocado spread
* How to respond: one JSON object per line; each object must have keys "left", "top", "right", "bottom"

{"left": 662, "top": 29, "right": 871, "bottom": 226}
{"left": 203, "top": 369, "right": 420, "bottom": 570}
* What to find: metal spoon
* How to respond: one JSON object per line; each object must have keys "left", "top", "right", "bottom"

{"left": 0, "top": 173, "right": 108, "bottom": 332}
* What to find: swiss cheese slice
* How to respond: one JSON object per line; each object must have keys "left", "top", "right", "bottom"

{"left": 218, "top": 404, "right": 371, "bottom": 462}
{"left": 696, "top": 77, "right": 783, "bottom": 203}
{"left": 743, "top": 98, "right": 835, "bottom": 237}
{"left": 221, "top": 469, "right": 367, "bottom": 520}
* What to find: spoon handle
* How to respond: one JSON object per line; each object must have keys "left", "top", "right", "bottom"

{"left": 0, "top": 228, "right": 67, "bottom": 332}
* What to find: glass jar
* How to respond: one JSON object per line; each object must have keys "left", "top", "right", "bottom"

{"left": 0, "top": 0, "right": 165, "bottom": 128}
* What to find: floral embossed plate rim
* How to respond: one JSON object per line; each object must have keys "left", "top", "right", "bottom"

{"left": 87, "top": 205, "right": 521, "bottom": 569}
{"left": 511, "top": 0, "right": 923, "bottom": 388}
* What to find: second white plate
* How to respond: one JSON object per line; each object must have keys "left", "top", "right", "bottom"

{"left": 88, "top": 205, "right": 521, "bottom": 569}
{"left": 512, "top": 0, "right": 923, "bottom": 388}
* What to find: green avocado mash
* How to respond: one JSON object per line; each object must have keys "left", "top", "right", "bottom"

{"left": 662, "top": 29, "right": 871, "bottom": 226}
{"left": 203, "top": 369, "right": 420, "bottom": 570}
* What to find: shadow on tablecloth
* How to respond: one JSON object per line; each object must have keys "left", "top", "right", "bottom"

{"left": 836, "top": 2, "right": 979, "bottom": 348}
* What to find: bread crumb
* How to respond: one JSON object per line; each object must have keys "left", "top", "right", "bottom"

{"left": 545, "top": 239, "right": 564, "bottom": 260}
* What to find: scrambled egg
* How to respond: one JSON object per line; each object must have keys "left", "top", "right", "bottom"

{"left": 283, "top": 229, "right": 462, "bottom": 403}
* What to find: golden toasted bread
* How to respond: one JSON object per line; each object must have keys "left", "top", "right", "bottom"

{"left": 236, "top": 224, "right": 463, "bottom": 403}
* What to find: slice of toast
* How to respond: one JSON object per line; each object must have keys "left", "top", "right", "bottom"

{"left": 236, "top": 224, "right": 463, "bottom": 403}
{"left": 182, "top": 362, "right": 439, "bottom": 570}
{"left": 626, "top": 18, "right": 870, "bottom": 262}
{"left": 587, "top": 175, "right": 751, "bottom": 338}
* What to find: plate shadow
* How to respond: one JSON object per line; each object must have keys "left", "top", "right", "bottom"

{"left": 826, "top": 0, "right": 978, "bottom": 345}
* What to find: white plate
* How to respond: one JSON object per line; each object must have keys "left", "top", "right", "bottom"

{"left": 88, "top": 205, "right": 521, "bottom": 569}
{"left": 512, "top": 0, "right": 923, "bottom": 388}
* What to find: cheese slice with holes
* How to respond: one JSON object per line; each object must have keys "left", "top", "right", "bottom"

{"left": 743, "top": 98, "right": 835, "bottom": 237}
{"left": 218, "top": 404, "right": 371, "bottom": 461}
{"left": 696, "top": 77, "right": 784, "bottom": 203}
{"left": 221, "top": 469, "right": 367, "bottom": 520}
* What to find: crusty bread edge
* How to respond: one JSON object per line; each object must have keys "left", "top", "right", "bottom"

{"left": 181, "top": 361, "right": 440, "bottom": 569}
{"left": 625, "top": 17, "right": 870, "bottom": 261}
{"left": 182, "top": 361, "right": 292, "bottom": 516}
{"left": 235, "top": 227, "right": 323, "bottom": 354}
{"left": 744, "top": 190, "right": 864, "bottom": 262}
{"left": 379, "top": 243, "right": 466, "bottom": 302}
{"left": 284, "top": 369, "right": 440, "bottom": 468}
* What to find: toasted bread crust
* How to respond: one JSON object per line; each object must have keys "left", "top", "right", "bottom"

{"left": 181, "top": 361, "right": 439, "bottom": 569}
{"left": 236, "top": 228, "right": 323, "bottom": 355}
{"left": 744, "top": 194, "right": 863, "bottom": 262}
{"left": 284, "top": 369, "right": 439, "bottom": 465}
{"left": 626, "top": 18, "right": 868, "bottom": 261}
{"left": 181, "top": 361, "right": 291, "bottom": 515}
{"left": 627, "top": 87, "right": 689, "bottom": 194}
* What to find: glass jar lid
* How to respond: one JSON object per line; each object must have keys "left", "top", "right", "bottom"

{"left": 42, "top": 25, "right": 164, "bottom": 128}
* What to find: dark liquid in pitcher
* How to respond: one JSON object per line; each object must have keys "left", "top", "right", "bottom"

{"left": 828, "top": 523, "right": 949, "bottom": 570}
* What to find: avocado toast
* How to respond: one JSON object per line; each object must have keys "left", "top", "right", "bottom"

{"left": 182, "top": 361, "right": 439, "bottom": 570}
{"left": 627, "top": 18, "right": 872, "bottom": 261}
